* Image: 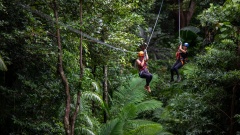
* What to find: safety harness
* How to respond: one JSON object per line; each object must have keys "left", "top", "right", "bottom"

{"left": 176, "top": 48, "right": 187, "bottom": 65}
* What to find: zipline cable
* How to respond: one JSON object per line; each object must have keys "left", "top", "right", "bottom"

{"left": 19, "top": 4, "right": 137, "bottom": 54}
{"left": 146, "top": 0, "right": 164, "bottom": 50}
{"left": 178, "top": 0, "right": 181, "bottom": 42}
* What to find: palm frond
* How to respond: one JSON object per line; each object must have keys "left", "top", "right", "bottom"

{"left": 110, "top": 76, "right": 147, "bottom": 116}
{"left": 91, "top": 81, "right": 101, "bottom": 93}
{"left": 0, "top": 56, "right": 7, "bottom": 71}
{"left": 136, "top": 99, "right": 163, "bottom": 114}
{"left": 75, "top": 112, "right": 101, "bottom": 135}
{"left": 180, "top": 26, "right": 201, "bottom": 41}
{"left": 181, "top": 26, "right": 200, "bottom": 34}
{"left": 75, "top": 127, "right": 95, "bottom": 135}
{"left": 118, "top": 104, "right": 137, "bottom": 120}
{"left": 114, "top": 76, "right": 147, "bottom": 105}
{"left": 125, "top": 119, "right": 172, "bottom": 135}
{"left": 99, "top": 118, "right": 123, "bottom": 135}
{"left": 81, "top": 114, "right": 93, "bottom": 129}
{"left": 82, "top": 91, "right": 105, "bottom": 108}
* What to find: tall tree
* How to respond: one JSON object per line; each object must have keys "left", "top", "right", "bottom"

{"left": 52, "top": 0, "right": 71, "bottom": 134}
{"left": 70, "top": 0, "right": 84, "bottom": 134}
{"left": 103, "top": 65, "right": 108, "bottom": 122}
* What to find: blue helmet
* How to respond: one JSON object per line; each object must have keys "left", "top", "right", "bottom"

{"left": 183, "top": 43, "right": 189, "bottom": 47}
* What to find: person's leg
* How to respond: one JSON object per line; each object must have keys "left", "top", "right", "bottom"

{"left": 145, "top": 72, "right": 152, "bottom": 86}
{"left": 170, "top": 60, "right": 179, "bottom": 81}
{"left": 140, "top": 69, "right": 152, "bottom": 92}
{"left": 173, "top": 61, "right": 183, "bottom": 82}
{"left": 140, "top": 70, "right": 151, "bottom": 85}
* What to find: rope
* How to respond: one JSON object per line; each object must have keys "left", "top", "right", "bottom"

{"left": 146, "top": 0, "right": 164, "bottom": 50}
{"left": 19, "top": 4, "right": 137, "bottom": 54}
{"left": 178, "top": 0, "right": 181, "bottom": 42}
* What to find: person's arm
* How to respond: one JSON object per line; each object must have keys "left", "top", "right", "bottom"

{"left": 136, "top": 59, "right": 145, "bottom": 67}
{"left": 144, "top": 49, "right": 149, "bottom": 61}
{"left": 179, "top": 43, "right": 187, "bottom": 53}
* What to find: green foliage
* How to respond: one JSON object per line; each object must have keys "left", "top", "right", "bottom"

{"left": 150, "top": 1, "right": 240, "bottom": 134}
{"left": 81, "top": 91, "right": 105, "bottom": 109}
{"left": 198, "top": 1, "right": 240, "bottom": 27}
{"left": 126, "top": 121, "right": 163, "bottom": 135}
{"left": 235, "top": 114, "right": 240, "bottom": 124}
{"left": 99, "top": 75, "right": 165, "bottom": 135}
{"left": 180, "top": 26, "right": 202, "bottom": 42}
{"left": 159, "top": 92, "right": 213, "bottom": 134}
{"left": 73, "top": 79, "right": 104, "bottom": 135}
{"left": 2, "top": 0, "right": 240, "bottom": 134}
{"left": 100, "top": 118, "right": 124, "bottom": 135}
{"left": 75, "top": 112, "right": 101, "bottom": 135}
{"left": 136, "top": 100, "right": 163, "bottom": 114}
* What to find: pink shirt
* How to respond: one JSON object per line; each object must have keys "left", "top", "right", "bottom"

{"left": 138, "top": 59, "right": 147, "bottom": 71}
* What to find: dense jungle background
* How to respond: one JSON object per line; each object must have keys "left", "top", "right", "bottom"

{"left": 0, "top": 0, "right": 240, "bottom": 134}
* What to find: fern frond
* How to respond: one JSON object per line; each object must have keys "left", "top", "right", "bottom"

{"left": 75, "top": 127, "right": 95, "bottom": 135}
{"left": 99, "top": 118, "right": 123, "bottom": 135}
{"left": 182, "top": 63, "right": 199, "bottom": 79}
{"left": 91, "top": 81, "right": 101, "bottom": 93}
{"left": 181, "top": 26, "right": 200, "bottom": 34}
{"left": 125, "top": 120, "right": 172, "bottom": 135}
{"left": 82, "top": 91, "right": 104, "bottom": 108}
{"left": 110, "top": 76, "right": 147, "bottom": 116}
{"left": 114, "top": 77, "right": 146, "bottom": 105}
{"left": 136, "top": 100, "right": 163, "bottom": 114}
{"left": 81, "top": 114, "right": 93, "bottom": 129}
{"left": 118, "top": 104, "right": 137, "bottom": 120}
{"left": 125, "top": 119, "right": 160, "bottom": 129}
{"left": 126, "top": 123, "right": 163, "bottom": 135}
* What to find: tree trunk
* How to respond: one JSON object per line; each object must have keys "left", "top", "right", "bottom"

{"left": 52, "top": 0, "right": 71, "bottom": 134}
{"left": 237, "top": 28, "right": 240, "bottom": 69}
{"left": 175, "top": 0, "right": 196, "bottom": 30}
{"left": 71, "top": 92, "right": 81, "bottom": 135}
{"left": 103, "top": 65, "right": 108, "bottom": 122}
{"left": 79, "top": 0, "right": 84, "bottom": 78}
{"left": 230, "top": 85, "right": 237, "bottom": 135}
{"left": 92, "top": 65, "right": 97, "bottom": 115}
{"left": 70, "top": 0, "right": 84, "bottom": 134}
{"left": 184, "top": 0, "right": 195, "bottom": 27}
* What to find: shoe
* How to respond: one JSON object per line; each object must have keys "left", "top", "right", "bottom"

{"left": 144, "top": 85, "right": 151, "bottom": 93}
{"left": 169, "top": 79, "right": 174, "bottom": 83}
{"left": 177, "top": 76, "right": 181, "bottom": 82}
